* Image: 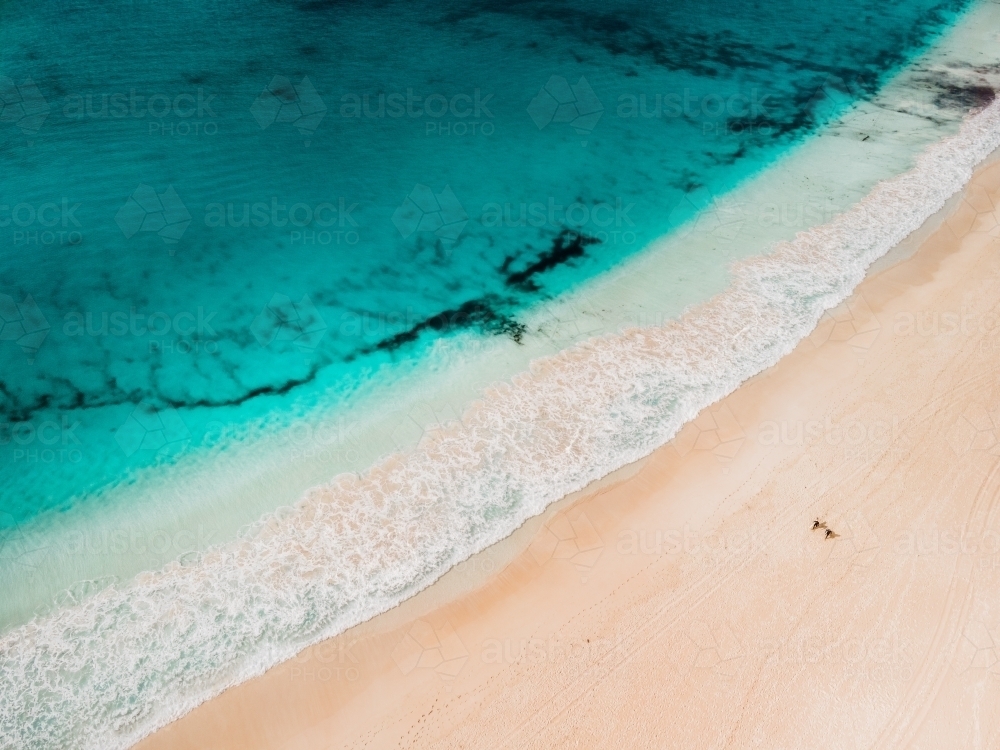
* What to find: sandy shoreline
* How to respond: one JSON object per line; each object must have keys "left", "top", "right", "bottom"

{"left": 140, "top": 152, "right": 1000, "bottom": 749}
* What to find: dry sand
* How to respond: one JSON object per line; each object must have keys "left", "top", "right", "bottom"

{"left": 140, "top": 156, "right": 1000, "bottom": 750}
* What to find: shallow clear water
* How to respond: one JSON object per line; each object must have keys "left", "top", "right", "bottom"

{"left": 0, "top": 0, "right": 971, "bottom": 527}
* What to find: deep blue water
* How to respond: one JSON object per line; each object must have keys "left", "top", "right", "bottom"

{"left": 0, "top": 0, "right": 970, "bottom": 526}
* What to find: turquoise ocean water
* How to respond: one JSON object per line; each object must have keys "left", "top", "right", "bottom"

{"left": 2, "top": 0, "right": 999, "bottom": 747}
{"left": 0, "top": 0, "right": 972, "bottom": 524}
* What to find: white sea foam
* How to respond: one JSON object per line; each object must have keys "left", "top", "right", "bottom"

{"left": 2, "top": 94, "right": 999, "bottom": 750}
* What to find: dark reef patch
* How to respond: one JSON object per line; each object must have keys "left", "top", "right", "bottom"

{"left": 439, "top": 0, "right": 969, "bottom": 150}
{"left": 904, "top": 66, "right": 998, "bottom": 116}
{"left": 159, "top": 366, "right": 323, "bottom": 410}
{"left": 0, "top": 230, "right": 604, "bottom": 420}
{"left": 363, "top": 230, "right": 604, "bottom": 355}
{"left": 928, "top": 78, "right": 995, "bottom": 112}
{"left": 503, "top": 230, "right": 601, "bottom": 291}
{"left": 368, "top": 295, "right": 526, "bottom": 353}
{"left": 0, "top": 360, "right": 326, "bottom": 421}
